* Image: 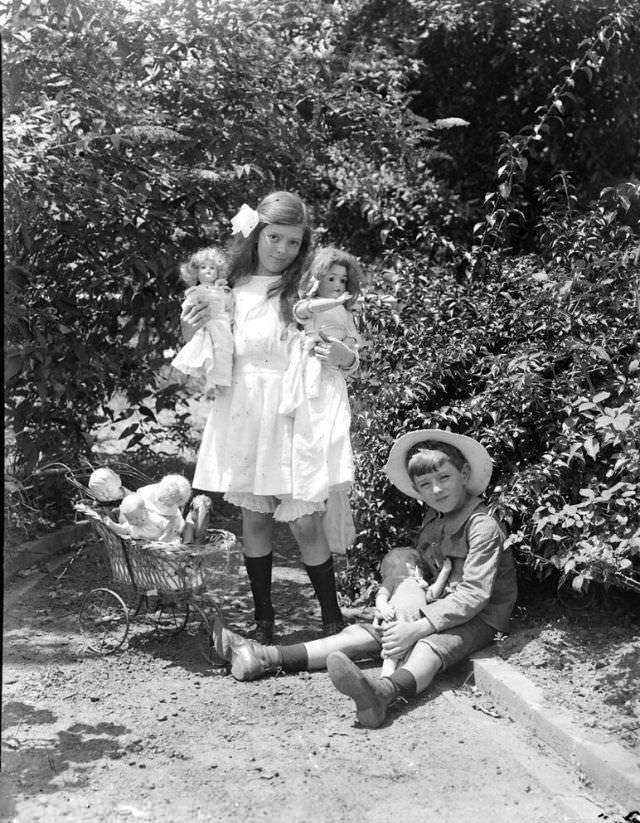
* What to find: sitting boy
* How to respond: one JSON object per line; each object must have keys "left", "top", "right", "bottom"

{"left": 211, "top": 429, "right": 518, "bottom": 729}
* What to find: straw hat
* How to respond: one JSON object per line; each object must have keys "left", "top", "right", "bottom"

{"left": 384, "top": 429, "right": 493, "bottom": 500}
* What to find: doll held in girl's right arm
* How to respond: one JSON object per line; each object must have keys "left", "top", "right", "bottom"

{"left": 171, "top": 246, "right": 234, "bottom": 399}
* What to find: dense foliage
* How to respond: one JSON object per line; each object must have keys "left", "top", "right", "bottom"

{"left": 4, "top": 0, "right": 639, "bottom": 597}
{"left": 347, "top": 197, "right": 639, "bottom": 600}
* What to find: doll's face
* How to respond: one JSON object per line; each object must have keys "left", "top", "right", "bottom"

{"left": 196, "top": 259, "right": 223, "bottom": 285}
{"left": 317, "top": 264, "right": 348, "bottom": 299}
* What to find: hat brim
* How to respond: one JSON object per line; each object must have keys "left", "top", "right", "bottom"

{"left": 383, "top": 429, "right": 493, "bottom": 501}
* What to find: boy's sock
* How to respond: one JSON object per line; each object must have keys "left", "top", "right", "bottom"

{"left": 388, "top": 668, "right": 418, "bottom": 700}
{"left": 244, "top": 553, "right": 275, "bottom": 622}
{"left": 278, "top": 644, "right": 309, "bottom": 673}
{"left": 304, "top": 557, "right": 343, "bottom": 625}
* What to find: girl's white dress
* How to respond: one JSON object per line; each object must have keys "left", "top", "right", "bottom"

{"left": 171, "top": 282, "right": 233, "bottom": 390}
{"left": 192, "top": 275, "right": 355, "bottom": 552}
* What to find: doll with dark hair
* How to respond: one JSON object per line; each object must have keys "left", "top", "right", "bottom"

{"left": 280, "top": 246, "right": 363, "bottom": 414}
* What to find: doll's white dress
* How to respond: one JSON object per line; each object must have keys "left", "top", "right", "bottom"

{"left": 192, "top": 275, "right": 355, "bottom": 552}
{"left": 280, "top": 303, "right": 362, "bottom": 415}
{"left": 171, "top": 282, "right": 233, "bottom": 390}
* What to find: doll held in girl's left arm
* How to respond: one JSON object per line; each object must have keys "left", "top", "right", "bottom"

{"left": 171, "top": 246, "right": 234, "bottom": 400}
{"left": 280, "top": 246, "right": 364, "bottom": 415}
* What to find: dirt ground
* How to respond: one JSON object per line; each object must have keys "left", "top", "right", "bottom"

{"left": 2, "top": 517, "right": 638, "bottom": 822}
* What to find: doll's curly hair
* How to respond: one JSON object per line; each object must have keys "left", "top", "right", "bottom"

{"left": 180, "top": 246, "right": 228, "bottom": 287}
{"left": 300, "top": 247, "right": 363, "bottom": 309}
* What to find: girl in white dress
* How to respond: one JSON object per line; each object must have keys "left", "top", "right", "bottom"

{"left": 171, "top": 246, "right": 233, "bottom": 396}
{"left": 181, "top": 192, "right": 358, "bottom": 643}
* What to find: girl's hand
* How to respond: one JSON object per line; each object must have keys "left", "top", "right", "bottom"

{"left": 314, "top": 332, "right": 357, "bottom": 369}
{"left": 181, "top": 300, "right": 210, "bottom": 335}
{"left": 380, "top": 620, "right": 423, "bottom": 659}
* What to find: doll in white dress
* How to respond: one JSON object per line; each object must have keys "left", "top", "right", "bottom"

{"left": 280, "top": 246, "right": 364, "bottom": 415}
{"left": 114, "top": 492, "right": 168, "bottom": 541}
{"left": 132, "top": 474, "right": 192, "bottom": 544}
{"left": 171, "top": 246, "right": 234, "bottom": 397}
{"left": 105, "top": 475, "right": 193, "bottom": 544}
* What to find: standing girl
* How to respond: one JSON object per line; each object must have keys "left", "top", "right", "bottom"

{"left": 181, "top": 192, "right": 357, "bottom": 644}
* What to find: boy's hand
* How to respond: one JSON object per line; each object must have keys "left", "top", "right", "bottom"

{"left": 380, "top": 620, "right": 425, "bottom": 659}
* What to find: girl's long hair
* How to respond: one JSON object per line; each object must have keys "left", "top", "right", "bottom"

{"left": 227, "top": 191, "right": 311, "bottom": 322}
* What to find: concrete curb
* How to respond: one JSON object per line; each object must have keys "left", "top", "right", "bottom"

{"left": 472, "top": 650, "right": 640, "bottom": 811}
{"left": 4, "top": 521, "right": 92, "bottom": 581}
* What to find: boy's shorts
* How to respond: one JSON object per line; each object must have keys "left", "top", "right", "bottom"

{"left": 362, "top": 615, "right": 497, "bottom": 671}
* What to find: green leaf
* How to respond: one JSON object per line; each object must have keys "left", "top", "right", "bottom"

{"left": 592, "top": 391, "right": 610, "bottom": 403}
{"left": 583, "top": 437, "right": 599, "bottom": 459}
{"left": 612, "top": 413, "right": 631, "bottom": 432}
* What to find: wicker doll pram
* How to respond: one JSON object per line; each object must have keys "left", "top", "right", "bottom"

{"left": 63, "top": 461, "right": 234, "bottom": 660}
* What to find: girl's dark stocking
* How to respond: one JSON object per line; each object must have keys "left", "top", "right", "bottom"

{"left": 244, "top": 553, "right": 275, "bottom": 623}
{"left": 304, "top": 557, "right": 343, "bottom": 626}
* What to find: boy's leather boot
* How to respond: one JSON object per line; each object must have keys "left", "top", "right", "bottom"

{"left": 212, "top": 614, "right": 281, "bottom": 681}
{"left": 327, "top": 651, "right": 397, "bottom": 728}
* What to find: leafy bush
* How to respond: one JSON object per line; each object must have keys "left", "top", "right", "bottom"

{"left": 347, "top": 0, "right": 640, "bottom": 244}
{"left": 4, "top": 0, "right": 639, "bottom": 604}
{"left": 344, "top": 181, "right": 639, "bottom": 599}
{"left": 3, "top": 0, "right": 459, "bottom": 477}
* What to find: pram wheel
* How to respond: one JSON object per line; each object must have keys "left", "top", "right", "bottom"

{"left": 79, "top": 587, "right": 130, "bottom": 654}
{"left": 150, "top": 597, "right": 190, "bottom": 636}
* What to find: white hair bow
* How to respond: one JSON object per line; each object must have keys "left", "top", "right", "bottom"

{"left": 230, "top": 203, "right": 260, "bottom": 237}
